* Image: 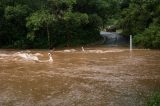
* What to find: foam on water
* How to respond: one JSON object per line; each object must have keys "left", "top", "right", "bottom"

{"left": 34, "top": 53, "right": 43, "bottom": 56}
{"left": 13, "top": 52, "right": 39, "bottom": 61}
{"left": 0, "top": 54, "right": 10, "bottom": 57}
{"left": 63, "top": 49, "right": 76, "bottom": 53}
{"left": 55, "top": 48, "right": 125, "bottom": 54}
{"left": 0, "top": 49, "right": 125, "bottom": 62}
{"left": 0, "top": 51, "right": 54, "bottom": 63}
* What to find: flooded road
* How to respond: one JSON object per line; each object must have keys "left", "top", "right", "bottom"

{"left": 0, "top": 47, "right": 160, "bottom": 106}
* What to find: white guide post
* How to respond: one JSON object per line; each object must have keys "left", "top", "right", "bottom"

{"left": 130, "top": 35, "right": 132, "bottom": 51}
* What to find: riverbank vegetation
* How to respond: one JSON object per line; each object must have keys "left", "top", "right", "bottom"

{"left": 0, "top": 0, "right": 160, "bottom": 49}
{"left": 147, "top": 92, "right": 160, "bottom": 106}
{"left": 119, "top": 0, "right": 160, "bottom": 49}
{"left": 0, "top": 0, "right": 118, "bottom": 49}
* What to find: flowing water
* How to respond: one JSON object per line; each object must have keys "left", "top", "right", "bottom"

{"left": 0, "top": 47, "right": 160, "bottom": 106}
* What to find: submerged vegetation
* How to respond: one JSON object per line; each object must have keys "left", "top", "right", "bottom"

{"left": 0, "top": 0, "right": 160, "bottom": 49}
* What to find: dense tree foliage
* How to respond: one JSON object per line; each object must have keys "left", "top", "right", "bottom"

{"left": 0, "top": 0, "right": 160, "bottom": 49}
{"left": 119, "top": 0, "right": 160, "bottom": 49}
{"left": 0, "top": 0, "right": 115, "bottom": 49}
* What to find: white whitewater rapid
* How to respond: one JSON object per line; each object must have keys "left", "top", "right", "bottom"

{"left": 13, "top": 52, "right": 53, "bottom": 62}
{"left": 0, "top": 48, "right": 126, "bottom": 62}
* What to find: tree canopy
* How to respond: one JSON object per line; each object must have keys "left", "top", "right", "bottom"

{"left": 1, "top": 0, "right": 114, "bottom": 48}
{"left": 0, "top": 0, "right": 160, "bottom": 49}
{"left": 118, "top": 0, "right": 160, "bottom": 49}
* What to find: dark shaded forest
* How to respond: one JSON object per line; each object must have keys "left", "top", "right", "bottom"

{"left": 0, "top": 0, "right": 160, "bottom": 49}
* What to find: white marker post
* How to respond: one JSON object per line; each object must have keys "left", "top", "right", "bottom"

{"left": 130, "top": 35, "right": 133, "bottom": 51}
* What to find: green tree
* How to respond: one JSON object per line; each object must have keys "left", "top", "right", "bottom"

{"left": 134, "top": 23, "right": 160, "bottom": 49}
{"left": 26, "top": 9, "right": 55, "bottom": 49}
{"left": 1, "top": 0, "right": 113, "bottom": 48}
{"left": 4, "top": 4, "right": 30, "bottom": 48}
{"left": 63, "top": 12, "right": 89, "bottom": 46}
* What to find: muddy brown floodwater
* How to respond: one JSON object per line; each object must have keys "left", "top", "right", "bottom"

{"left": 0, "top": 47, "right": 160, "bottom": 106}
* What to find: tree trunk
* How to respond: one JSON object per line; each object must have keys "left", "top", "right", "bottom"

{"left": 47, "top": 24, "right": 50, "bottom": 49}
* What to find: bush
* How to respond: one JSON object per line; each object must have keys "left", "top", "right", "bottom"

{"left": 133, "top": 24, "right": 160, "bottom": 49}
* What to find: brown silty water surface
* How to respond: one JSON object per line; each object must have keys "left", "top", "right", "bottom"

{"left": 0, "top": 47, "right": 160, "bottom": 106}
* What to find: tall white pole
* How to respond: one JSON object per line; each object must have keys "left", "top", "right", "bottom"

{"left": 130, "top": 35, "right": 132, "bottom": 51}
